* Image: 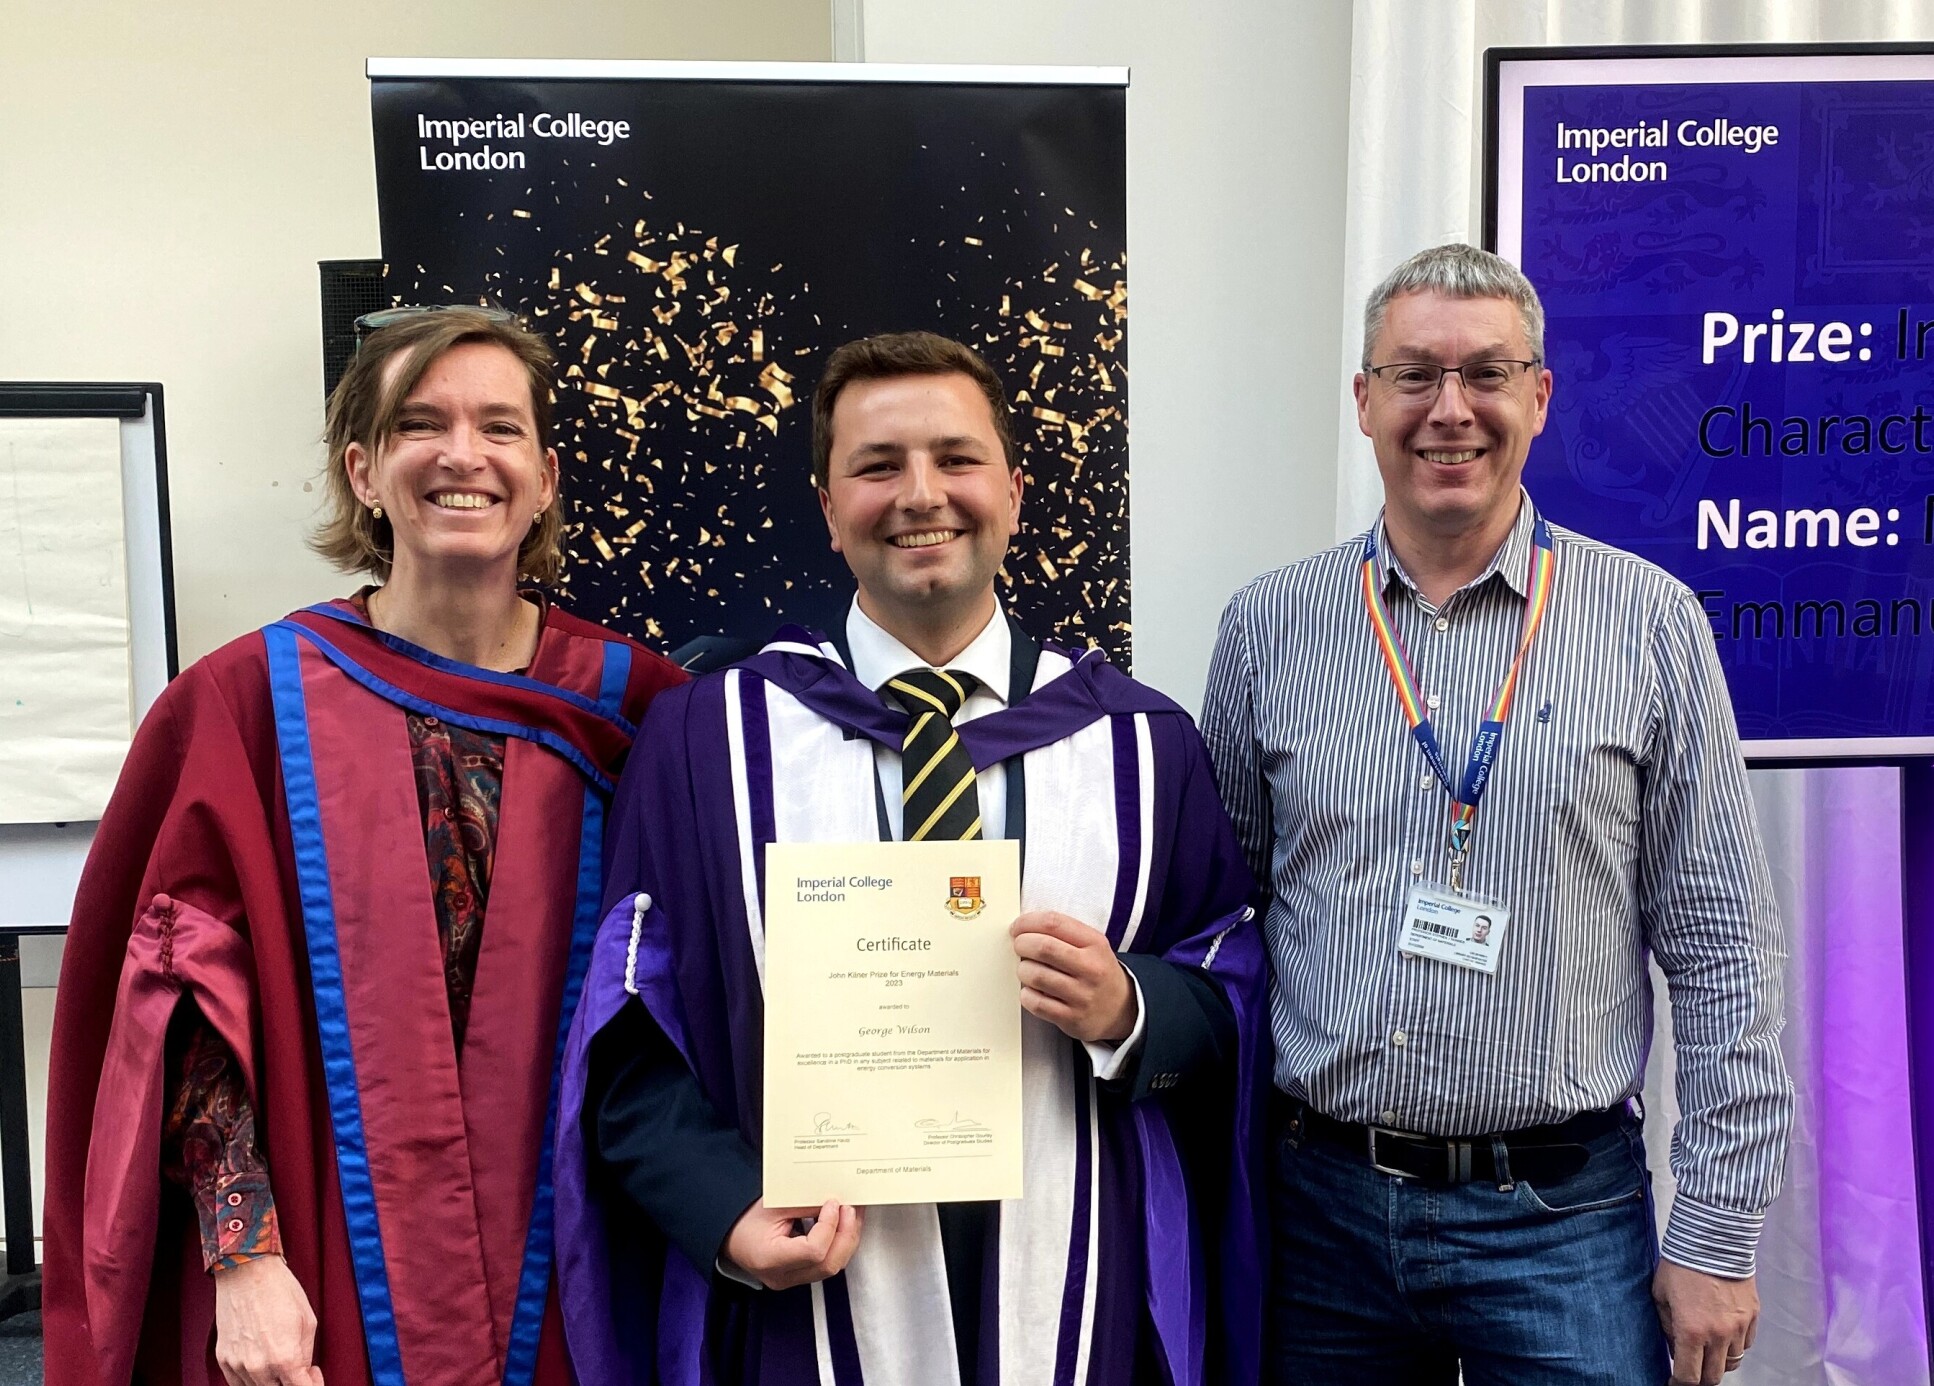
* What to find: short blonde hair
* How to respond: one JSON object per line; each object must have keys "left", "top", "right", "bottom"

{"left": 310, "top": 307, "right": 565, "bottom": 584}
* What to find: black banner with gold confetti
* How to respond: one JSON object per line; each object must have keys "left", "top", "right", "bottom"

{"left": 369, "top": 65, "right": 1129, "bottom": 667}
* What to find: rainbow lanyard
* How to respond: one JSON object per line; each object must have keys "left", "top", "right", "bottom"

{"left": 1361, "top": 514, "right": 1556, "bottom": 889}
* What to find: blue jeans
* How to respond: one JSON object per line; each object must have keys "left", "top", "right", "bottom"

{"left": 1264, "top": 1108, "right": 1670, "bottom": 1385}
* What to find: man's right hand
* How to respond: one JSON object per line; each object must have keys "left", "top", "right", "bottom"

{"left": 722, "top": 1197, "right": 864, "bottom": 1290}
{"left": 212, "top": 1253, "right": 323, "bottom": 1386}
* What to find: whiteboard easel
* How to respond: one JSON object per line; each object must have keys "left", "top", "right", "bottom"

{"left": 0, "top": 383, "right": 176, "bottom": 955}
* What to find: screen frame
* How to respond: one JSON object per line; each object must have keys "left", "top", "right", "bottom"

{"left": 1483, "top": 42, "right": 1934, "bottom": 764}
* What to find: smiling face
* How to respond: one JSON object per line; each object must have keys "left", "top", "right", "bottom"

{"left": 345, "top": 341, "right": 558, "bottom": 588}
{"left": 1354, "top": 289, "right": 1552, "bottom": 551}
{"left": 818, "top": 370, "right": 1023, "bottom": 641}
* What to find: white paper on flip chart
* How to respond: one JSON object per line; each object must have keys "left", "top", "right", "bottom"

{"left": 0, "top": 416, "right": 134, "bottom": 824}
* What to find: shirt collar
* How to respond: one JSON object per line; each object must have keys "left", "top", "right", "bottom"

{"left": 1374, "top": 488, "right": 1538, "bottom": 602}
{"left": 845, "top": 598, "right": 1013, "bottom": 705}
{"left": 1488, "top": 492, "right": 1538, "bottom": 599}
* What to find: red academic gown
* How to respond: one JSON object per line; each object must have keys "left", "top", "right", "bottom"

{"left": 43, "top": 601, "right": 684, "bottom": 1386}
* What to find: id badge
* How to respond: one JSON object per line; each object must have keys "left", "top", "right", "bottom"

{"left": 1398, "top": 881, "right": 1510, "bottom": 975}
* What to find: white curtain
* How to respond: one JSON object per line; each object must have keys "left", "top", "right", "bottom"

{"left": 1338, "top": 3, "right": 1934, "bottom": 1383}
{"left": 1728, "top": 769, "right": 1925, "bottom": 1386}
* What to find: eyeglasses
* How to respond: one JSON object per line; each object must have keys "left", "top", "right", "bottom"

{"left": 352, "top": 304, "right": 520, "bottom": 348}
{"left": 1363, "top": 359, "right": 1540, "bottom": 397}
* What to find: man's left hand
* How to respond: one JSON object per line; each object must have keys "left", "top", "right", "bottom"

{"left": 1010, "top": 910, "right": 1135, "bottom": 1043}
{"left": 1654, "top": 1260, "right": 1757, "bottom": 1385}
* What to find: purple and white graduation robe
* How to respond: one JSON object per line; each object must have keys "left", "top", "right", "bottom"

{"left": 554, "top": 628, "right": 1268, "bottom": 1385}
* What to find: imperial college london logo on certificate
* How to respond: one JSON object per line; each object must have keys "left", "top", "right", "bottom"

{"left": 946, "top": 876, "right": 986, "bottom": 919}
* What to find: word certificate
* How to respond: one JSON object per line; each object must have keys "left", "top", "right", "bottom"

{"left": 762, "top": 839, "right": 1023, "bottom": 1206}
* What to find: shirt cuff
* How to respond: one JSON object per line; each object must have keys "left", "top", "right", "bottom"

{"left": 1082, "top": 964, "right": 1146, "bottom": 1082}
{"left": 1660, "top": 1192, "right": 1765, "bottom": 1280}
{"left": 198, "top": 1170, "right": 282, "bottom": 1274}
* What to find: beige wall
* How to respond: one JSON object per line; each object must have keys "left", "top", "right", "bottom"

{"left": 21, "top": 989, "right": 50, "bottom": 1245}
{"left": 0, "top": 2, "right": 830, "bottom": 667}
{"left": 4, "top": 0, "right": 827, "bottom": 1254}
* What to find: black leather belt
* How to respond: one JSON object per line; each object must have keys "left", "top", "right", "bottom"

{"left": 1274, "top": 1093, "right": 1630, "bottom": 1186}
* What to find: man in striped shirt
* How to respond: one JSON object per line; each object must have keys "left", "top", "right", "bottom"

{"left": 1201, "top": 244, "right": 1791, "bottom": 1386}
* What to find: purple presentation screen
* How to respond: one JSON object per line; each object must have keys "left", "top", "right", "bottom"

{"left": 1489, "top": 50, "right": 1934, "bottom": 759}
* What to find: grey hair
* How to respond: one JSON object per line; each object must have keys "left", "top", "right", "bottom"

{"left": 1361, "top": 243, "right": 1545, "bottom": 367}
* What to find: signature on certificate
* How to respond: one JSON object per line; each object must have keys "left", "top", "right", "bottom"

{"left": 915, "top": 1111, "right": 987, "bottom": 1131}
{"left": 813, "top": 1112, "right": 862, "bottom": 1134}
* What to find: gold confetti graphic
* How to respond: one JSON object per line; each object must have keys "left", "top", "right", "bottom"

{"left": 423, "top": 182, "right": 846, "bottom": 653}
{"left": 935, "top": 191, "right": 1131, "bottom": 661}
{"left": 393, "top": 166, "right": 1128, "bottom": 666}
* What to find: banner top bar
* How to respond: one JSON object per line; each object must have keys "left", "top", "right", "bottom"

{"left": 366, "top": 58, "right": 1130, "bottom": 87}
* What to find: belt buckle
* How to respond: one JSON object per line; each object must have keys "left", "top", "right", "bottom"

{"left": 1367, "top": 1124, "right": 1423, "bottom": 1179}
{"left": 1368, "top": 1126, "right": 1475, "bottom": 1182}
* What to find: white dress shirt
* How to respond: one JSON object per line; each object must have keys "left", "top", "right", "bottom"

{"left": 844, "top": 599, "right": 1144, "bottom": 1078}
{"left": 846, "top": 600, "right": 1014, "bottom": 840}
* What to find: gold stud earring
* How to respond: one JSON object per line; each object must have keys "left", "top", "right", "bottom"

{"left": 534, "top": 511, "right": 545, "bottom": 526}
{"left": 371, "top": 503, "right": 384, "bottom": 521}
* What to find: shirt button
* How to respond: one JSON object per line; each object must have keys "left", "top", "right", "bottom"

{"left": 1420, "top": 772, "right": 1433, "bottom": 791}
{"left": 227, "top": 1219, "right": 245, "bottom": 1233}
{"left": 1381, "top": 1109, "right": 1398, "bottom": 1125}
{"left": 1391, "top": 1029, "right": 1407, "bottom": 1047}
{"left": 424, "top": 715, "right": 440, "bottom": 727}
{"left": 1410, "top": 858, "right": 1425, "bottom": 877}
{"left": 1434, "top": 616, "right": 1450, "bottom": 632}
{"left": 227, "top": 1193, "right": 243, "bottom": 1206}
{"left": 1426, "top": 692, "right": 1442, "bottom": 711}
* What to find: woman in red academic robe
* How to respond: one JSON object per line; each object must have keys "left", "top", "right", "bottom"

{"left": 43, "top": 307, "right": 685, "bottom": 1386}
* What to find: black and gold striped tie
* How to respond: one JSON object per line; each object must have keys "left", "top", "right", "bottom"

{"left": 886, "top": 668, "right": 984, "bottom": 842}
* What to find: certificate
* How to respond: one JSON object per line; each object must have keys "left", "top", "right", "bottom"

{"left": 762, "top": 839, "right": 1023, "bottom": 1206}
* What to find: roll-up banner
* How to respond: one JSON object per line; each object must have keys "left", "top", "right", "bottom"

{"left": 1486, "top": 46, "right": 1934, "bottom": 760}
{"left": 366, "top": 60, "right": 1129, "bottom": 668}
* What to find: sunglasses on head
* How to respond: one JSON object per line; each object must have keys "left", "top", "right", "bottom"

{"left": 352, "top": 304, "right": 521, "bottom": 349}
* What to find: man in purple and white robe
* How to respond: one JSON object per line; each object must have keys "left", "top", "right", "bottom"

{"left": 554, "top": 332, "right": 1267, "bottom": 1385}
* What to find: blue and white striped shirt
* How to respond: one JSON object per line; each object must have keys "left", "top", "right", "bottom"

{"left": 1200, "top": 496, "right": 1792, "bottom": 1278}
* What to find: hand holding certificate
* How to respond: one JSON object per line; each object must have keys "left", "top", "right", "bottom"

{"left": 721, "top": 1196, "right": 864, "bottom": 1291}
{"left": 762, "top": 839, "right": 1024, "bottom": 1207}
{"left": 1010, "top": 909, "right": 1138, "bottom": 1043}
